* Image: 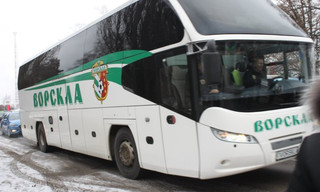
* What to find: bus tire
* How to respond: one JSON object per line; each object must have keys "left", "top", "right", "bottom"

{"left": 114, "top": 127, "right": 141, "bottom": 179}
{"left": 37, "top": 124, "right": 49, "bottom": 153}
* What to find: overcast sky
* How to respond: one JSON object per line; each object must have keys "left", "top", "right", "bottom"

{"left": 0, "top": 0, "right": 129, "bottom": 106}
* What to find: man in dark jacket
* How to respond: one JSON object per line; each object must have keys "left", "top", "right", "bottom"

{"left": 287, "top": 79, "right": 320, "bottom": 192}
{"left": 243, "top": 57, "right": 264, "bottom": 88}
{"left": 287, "top": 132, "right": 320, "bottom": 191}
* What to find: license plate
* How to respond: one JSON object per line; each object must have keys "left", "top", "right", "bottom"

{"left": 276, "top": 147, "right": 299, "bottom": 161}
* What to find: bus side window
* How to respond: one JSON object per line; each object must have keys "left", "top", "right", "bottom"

{"left": 122, "top": 57, "right": 159, "bottom": 104}
{"left": 160, "top": 54, "right": 191, "bottom": 114}
{"left": 160, "top": 60, "right": 182, "bottom": 109}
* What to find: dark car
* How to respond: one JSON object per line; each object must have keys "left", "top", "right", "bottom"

{"left": 0, "top": 111, "right": 21, "bottom": 137}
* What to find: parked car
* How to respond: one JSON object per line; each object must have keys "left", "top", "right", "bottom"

{"left": 0, "top": 111, "right": 21, "bottom": 137}
{"left": 0, "top": 111, "right": 5, "bottom": 122}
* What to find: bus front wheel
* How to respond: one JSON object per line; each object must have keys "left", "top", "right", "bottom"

{"left": 114, "top": 127, "right": 141, "bottom": 179}
{"left": 37, "top": 124, "right": 49, "bottom": 153}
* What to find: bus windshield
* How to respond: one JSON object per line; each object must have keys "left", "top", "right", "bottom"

{"left": 178, "top": 0, "right": 306, "bottom": 37}
{"left": 197, "top": 41, "right": 314, "bottom": 112}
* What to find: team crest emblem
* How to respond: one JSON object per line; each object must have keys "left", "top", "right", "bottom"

{"left": 91, "top": 61, "right": 109, "bottom": 103}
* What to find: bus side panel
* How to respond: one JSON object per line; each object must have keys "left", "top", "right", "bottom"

{"left": 82, "top": 108, "right": 108, "bottom": 159}
{"left": 19, "top": 82, "right": 70, "bottom": 149}
{"left": 19, "top": 110, "right": 37, "bottom": 142}
{"left": 68, "top": 109, "right": 87, "bottom": 154}
{"left": 160, "top": 107, "right": 199, "bottom": 178}
{"left": 56, "top": 83, "right": 72, "bottom": 150}
{"left": 135, "top": 106, "right": 167, "bottom": 173}
{"left": 19, "top": 90, "right": 42, "bottom": 143}
{"left": 42, "top": 110, "right": 61, "bottom": 148}
{"left": 19, "top": 90, "right": 36, "bottom": 142}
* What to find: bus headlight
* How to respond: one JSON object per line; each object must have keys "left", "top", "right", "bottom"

{"left": 211, "top": 128, "right": 258, "bottom": 144}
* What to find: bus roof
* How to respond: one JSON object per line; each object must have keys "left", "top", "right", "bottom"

{"left": 21, "top": 0, "right": 313, "bottom": 66}
{"left": 172, "top": 0, "right": 310, "bottom": 42}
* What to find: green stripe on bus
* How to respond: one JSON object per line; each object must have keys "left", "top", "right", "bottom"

{"left": 27, "top": 50, "right": 151, "bottom": 91}
{"left": 27, "top": 68, "right": 123, "bottom": 91}
{"left": 82, "top": 50, "right": 151, "bottom": 70}
{"left": 34, "top": 50, "right": 151, "bottom": 86}
{"left": 122, "top": 51, "right": 152, "bottom": 64}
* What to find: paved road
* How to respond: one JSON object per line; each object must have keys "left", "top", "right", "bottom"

{"left": 0, "top": 135, "right": 295, "bottom": 192}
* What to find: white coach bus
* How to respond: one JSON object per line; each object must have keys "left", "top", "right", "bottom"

{"left": 18, "top": 0, "right": 316, "bottom": 179}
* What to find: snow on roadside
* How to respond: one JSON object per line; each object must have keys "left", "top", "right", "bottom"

{"left": 0, "top": 136, "right": 131, "bottom": 192}
{"left": 0, "top": 149, "right": 52, "bottom": 192}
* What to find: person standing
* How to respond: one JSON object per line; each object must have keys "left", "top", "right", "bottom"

{"left": 287, "top": 78, "right": 320, "bottom": 192}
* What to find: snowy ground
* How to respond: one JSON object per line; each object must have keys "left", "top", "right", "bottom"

{"left": 0, "top": 135, "right": 191, "bottom": 192}
{"left": 0, "top": 136, "right": 134, "bottom": 192}
{"left": 0, "top": 135, "right": 296, "bottom": 192}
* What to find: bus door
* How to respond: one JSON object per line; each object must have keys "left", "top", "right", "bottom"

{"left": 156, "top": 50, "right": 200, "bottom": 177}
{"left": 159, "top": 107, "right": 199, "bottom": 177}
{"left": 57, "top": 81, "right": 72, "bottom": 149}
{"left": 136, "top": 106, "right": 167, "bottom": 173}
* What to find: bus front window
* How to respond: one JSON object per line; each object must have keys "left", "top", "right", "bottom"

{"left": 197, "top": 41, "right": 314, "bottom": 112}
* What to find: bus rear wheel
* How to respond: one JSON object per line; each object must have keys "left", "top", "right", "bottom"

{"left": 37, "top": 124, "right": 49, "bottom": 153}
{"left": 114, "top": 128, "right": 141, "bottom": 179}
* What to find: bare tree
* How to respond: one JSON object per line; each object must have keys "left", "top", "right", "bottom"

{"left": 276, "top": 0, "right": 320, "bottom": 61}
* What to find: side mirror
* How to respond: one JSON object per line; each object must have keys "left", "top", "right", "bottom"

{"left": 202, "top": 40, "right": 222, "bottom": 85}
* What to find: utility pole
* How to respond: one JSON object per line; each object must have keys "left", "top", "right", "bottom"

{"left": 13, "top": 32, "right": 19, "bottom": 109}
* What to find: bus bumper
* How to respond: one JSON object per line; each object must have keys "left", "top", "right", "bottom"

{"left": 197, "top": 123, "right": 296, "bottom": 179}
